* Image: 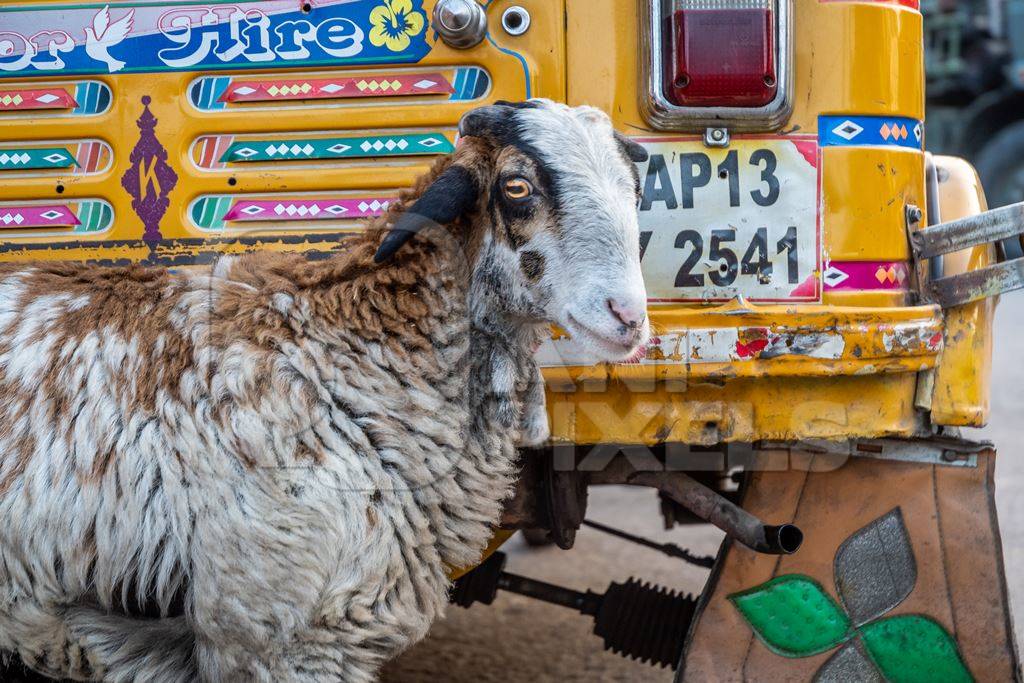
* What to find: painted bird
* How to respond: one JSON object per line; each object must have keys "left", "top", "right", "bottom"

{"left": 84, "top": 5, "right": 134, "bottom": 73}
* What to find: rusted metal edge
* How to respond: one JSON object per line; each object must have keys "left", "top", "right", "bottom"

{"left": 911, "top": 201, "right": 1024, "bottom": 259}
{"left": 929, "top": 257, "right": 1024, "bottom": 308}
{"left": 758, "top": 435, "right": 987, "bottom": 468}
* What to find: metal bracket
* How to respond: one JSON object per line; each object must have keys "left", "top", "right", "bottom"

{"left": 908, "top": 200, "right": 1024, "bottom": 308}
{"left": 760, "top": 435, "right": 989, "bottom": 468}
{"left": 704, "top": 127, "right": 730, "bottom": 148}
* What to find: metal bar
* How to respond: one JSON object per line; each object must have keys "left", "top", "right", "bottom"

{"left": 628, "top": 471, "right": 803, "bottom": 555}
{"left": 930, "top": 257, "right": 1024, "bottom": 307}
{"left": 582, "top": 519, "right": 716, "bottom": 568}
{"left": 911, "top": 201, "right": 1024, "bottom": 259}
{"left": 925, "top": 154, "right": 945, "bottom": 282}
{"left": 758, "top": 436, "right": 987, "bottom": 467}
{"left": 496, "top": 572, "right": 603, "bottom": 616}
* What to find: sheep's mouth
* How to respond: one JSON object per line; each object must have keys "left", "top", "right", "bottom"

{"left": 564, "top": 312, "right": 645, "bottom": 361}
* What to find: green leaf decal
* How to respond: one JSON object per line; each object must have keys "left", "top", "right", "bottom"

{"left": 729, "top": 574, "right": 851, "bottom": 657}
{"left": 860, "top": 615, "right": 974, "bottom": 683}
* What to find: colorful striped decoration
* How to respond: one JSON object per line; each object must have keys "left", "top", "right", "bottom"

{"left": 72, "top": 200, "right": 113, "bottom": 232}
{"left": 190, "top": 76, "right": 232, "bottom": 111}
{"left": 219, "top": 133, "right": 453, "bottom": 163}
{"left": 0, "top": 87, "right": 77, "bottom": 111}
{"left": 819, "top": 116, "right": 923, "bottom": 150}
{"left": 450, "top": 67, "right": 490, "bottom": 101}
{"left": 191, "top": 196, "right": 234, "bottom": 231}
{"left": 0, "top": 147, "right": 78, "bottom": 170}
{"left": 222, "top": 198, "right": 392, "bottom": 222}
{"left": 193, "top": 135, "right": 236, "bottom": 170}
{"left": 72, "top": 141, "right": 112, "bottom": 175}
{"left": 823, "top": 262, "right": 910, "bottom": 290}
{"left": 0, "top": 205, "right": 79, "bottom": 228}
{"left": 189, "top": 67, "right": 489, "bottom": 111}
{"left": 71, "top": 81, "right": 112, "bottom": 116}
{"left": 220, "top": 73, "right": 454, "bottom": 103}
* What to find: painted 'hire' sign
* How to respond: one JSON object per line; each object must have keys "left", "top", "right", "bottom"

{"left": 0, "top": 0, "right": 431, "bottom": 78}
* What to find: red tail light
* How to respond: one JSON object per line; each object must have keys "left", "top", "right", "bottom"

{"left": 665, "top": 0, "right": 777, "bottom": 108}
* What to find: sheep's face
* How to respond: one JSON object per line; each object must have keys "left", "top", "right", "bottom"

{"left": 375, "top": 100, "right": 650, "bottom": 362}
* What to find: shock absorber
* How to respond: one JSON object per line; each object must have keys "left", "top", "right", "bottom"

{"left": 450, "top": 551, "right": 698, "bottom": 670}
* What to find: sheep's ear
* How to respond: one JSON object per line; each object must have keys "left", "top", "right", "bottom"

{"left": 374, "top": 165, "right": 479, "bottom": 263}
{"left": 614, "top": 131, "right": 649, "bottom": 163}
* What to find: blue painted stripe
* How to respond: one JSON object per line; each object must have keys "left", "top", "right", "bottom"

{"left": 83, "top": 82, "right": 94, "bottom": 113}
{"left": 198, "top": 78, "right": 211, "bottom": 108}
{"left": 461, "top": 68, "right": 479, "bottom": 101}
{"left": 450, "top": 68, "right": 467, "bottom": 100}
{"left": 472, "top": 70, "right": 490, "bottom": 99}
{"left": 190, "top": 77, "right": 236, "bottom": 110}
{"left": 486, "top": 34, "right": 532, "bottom": 100}
{"left": 70, "top": 82, "right": 111, "bottom": 115}
{"left": 819, "top": 115, "right": 923, "bottom": 150}
{"left": 72, "top": 82, "right": 88, "bottom": 114}
{"left": 84, "top": 82, "right": 98, "bottom": 113}
{"left": 211, "top": 77, "right": 230, "bottom": 109}
{"left": 95, "top": 84, "right": 110, "bottom": 113}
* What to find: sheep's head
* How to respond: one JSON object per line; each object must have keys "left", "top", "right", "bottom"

{"left": 376, "top": 99, "right": 650, "bottom": 362}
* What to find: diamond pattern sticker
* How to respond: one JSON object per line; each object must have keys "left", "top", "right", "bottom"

{"left": 221, "top": 134, "right": 453, "bottom": 163}
{"left": 822, "top": 262, "right": 911, "bottom": 290}
{"left": 832, "top": 120, "right": 864, "bottom": 141}
{"left": 820, "top": 116, "right": 923, "bottom": 150}
{"left": 219, "top": 73, "right": 455, "bottom": 103}
{"left": 0, "top": 87, "right": 77, "bottom": 111}
{"left": 221, "top": 197, "right": 393, "bottom": 222}
{"left": 0, "top": 204, "right": 80, "bottom": 228}
{"left": 0, "top": 147, "right": 78, "bottom": 170}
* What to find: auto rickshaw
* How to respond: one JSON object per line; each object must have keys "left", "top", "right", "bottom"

{"left": 0, "top": 0, "right": 1020, "bottom": 680}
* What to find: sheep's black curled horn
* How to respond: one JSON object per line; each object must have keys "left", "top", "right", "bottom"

{"left": 614, "top": 130, "right": 649, "bottom": 163}
{"left": 374, "top": 165, "right": 479, "bottom": 263}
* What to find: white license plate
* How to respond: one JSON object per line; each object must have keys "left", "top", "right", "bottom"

{"left": 635, "top": 136, "right": 821, "bottom": 303}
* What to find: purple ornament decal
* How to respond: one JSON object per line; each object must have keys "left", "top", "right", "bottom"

{"left": 121, "top": 95, "right": 177, "bottom": 246}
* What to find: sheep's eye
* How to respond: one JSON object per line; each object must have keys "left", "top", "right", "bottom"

{"left": 504, "top": 178, "right": 533, "bottom": 200}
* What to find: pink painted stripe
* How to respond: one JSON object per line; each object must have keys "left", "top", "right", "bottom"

{"left": 222, "top": 198, "right": 393, "bottom": 222}
{"left": 0, "top": 204, "right": 80, "bottom": 228}
{"left": 824, "top": 261, "right": 910, "bottom": 290}
{"left": 220, "top": 73, "right": 454, "bottom": 103}
{"left": 0, "top": 87, "right": 77, "bottom": 111}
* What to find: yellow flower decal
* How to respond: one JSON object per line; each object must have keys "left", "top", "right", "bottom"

{"left": 369, "top": 0, "right": 425, "bottom": 53}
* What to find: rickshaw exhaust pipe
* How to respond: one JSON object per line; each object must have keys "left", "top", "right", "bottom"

{"left": 629, "top": 471, "right": 803, "bottom": 555}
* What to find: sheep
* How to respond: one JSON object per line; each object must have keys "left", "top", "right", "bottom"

{"left": 0, "top": 99, "right": 650, "bottom": 682}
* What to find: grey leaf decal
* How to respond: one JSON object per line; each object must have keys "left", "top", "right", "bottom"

{"left": 833, "top": 507, "right": 917, "bottom": 626}
{"left": 814, "top": 639, "right": 884, "bottom": 683}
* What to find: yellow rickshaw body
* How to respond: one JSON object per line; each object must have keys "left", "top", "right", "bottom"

{"left": 0, "top": 2, "right": 992, "bottom": 463}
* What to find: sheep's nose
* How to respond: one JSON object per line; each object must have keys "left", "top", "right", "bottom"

{"left": 608, "top": 298, "right": 646, "bottom": 329}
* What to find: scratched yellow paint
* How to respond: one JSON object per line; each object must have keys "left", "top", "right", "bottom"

{"left": 929, "top": 156, "right": 996, "bottom": 426}
{"left": 554, "top": 0, "right": 984, "bottom": 442}
{"left": 821, "top": 148, "right": 924, "bottom": 262}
